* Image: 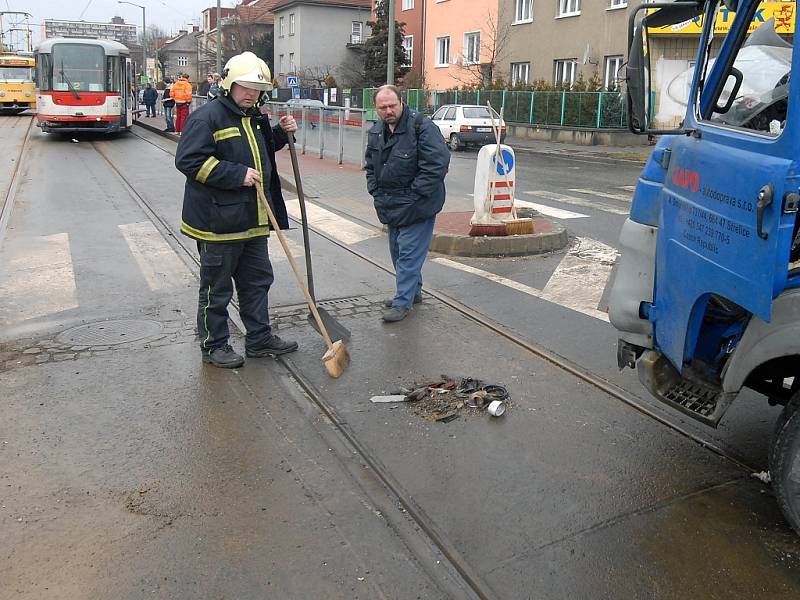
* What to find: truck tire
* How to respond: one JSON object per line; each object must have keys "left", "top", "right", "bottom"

{"left": 771, "top": 401, "right": 800, "bottom": 535}
{"left": 770, "top": 389, "right": 800, "bottom": 471}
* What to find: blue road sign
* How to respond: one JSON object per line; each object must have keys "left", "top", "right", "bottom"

{"left": 287, "top": 76, "right": 298, "bottom": 86}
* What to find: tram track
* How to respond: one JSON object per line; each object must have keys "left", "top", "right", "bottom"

{"left": 93, "top": 127, "right": 759, "bottom": 599}
{"left": 0, "top": 114, "right": 34, "bottom": 247}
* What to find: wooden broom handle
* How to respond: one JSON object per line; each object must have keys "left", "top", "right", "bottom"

{"left": 256, "top": 185, "right": 334, "bottom": 349}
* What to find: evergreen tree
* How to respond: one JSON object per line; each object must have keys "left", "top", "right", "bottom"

{"left": 363, "top": 1, "right": 409, "bottom": 86}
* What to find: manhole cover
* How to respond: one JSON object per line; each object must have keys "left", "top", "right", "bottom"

{"left": 56, "top": 319, "right": 164, "bottom": 346}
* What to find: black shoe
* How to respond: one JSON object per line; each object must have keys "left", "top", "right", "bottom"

{"left": 383, "top": 296, "right": 422, "bottom": 308}
{"left": 382, "top": 306, "right": 411, "bottom": 322}
{"left": 202, "top": 344, "right": 245, "bottom": 368}
{"left": 246, "top": 334, "right": 299, "bottom": 357}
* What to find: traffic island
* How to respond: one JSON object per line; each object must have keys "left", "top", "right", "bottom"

{"left": 431, "top": 211, "right": 568, "bottom": 257}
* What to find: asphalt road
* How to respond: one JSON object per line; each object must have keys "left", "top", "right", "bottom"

{"left": 1, "top": 117, "right": 798, "bottom": 599}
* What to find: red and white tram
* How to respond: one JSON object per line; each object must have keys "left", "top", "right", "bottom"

{"left": 35, "top": 38, "right": 134, "bottom": 134}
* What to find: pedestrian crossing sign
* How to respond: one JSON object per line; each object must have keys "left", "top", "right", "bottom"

{"left": 287, "top": 76, "right": 298, "bottom": 86}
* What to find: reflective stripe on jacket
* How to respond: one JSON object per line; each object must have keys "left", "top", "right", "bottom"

{"left": 175, "top": 93, "right": 290, "bottom": 242}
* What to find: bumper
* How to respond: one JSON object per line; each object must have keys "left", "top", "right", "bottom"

{"left": 455, "top": 131, "right": 506, "bottom": 145}
{"left": 38, "top": 119, "right": 122, "bottom": 134}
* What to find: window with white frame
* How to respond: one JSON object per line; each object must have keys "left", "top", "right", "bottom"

{"left": 402, "top": 35, "right": 414, "bottom": 65}
{"left": 289, "top": 13, "right": 295, "bottom": 35}
{"left": 604, "top": 55, "right": 623, "bottom": 90}
{"left": 609, "top": 0, "right": 626, "bottom": 7}
{"left": 554, "top": 59, "right": 577, "bottom": 87}
{"left": 514, "top": 0, "right": 533, "bottom": 22}
{"left": 511, "top": 62, "right": 530, "bottom": 85}
{"left": 463, "top": 31, "right": 480, "bottom": 64}
{"left": 289, "top": 53, "right": 295, "bottom": 73}
{"left": 558, "top": 0, "right": 581, "bottom": 16}
{"left": 435, "top": 36, "right": 450, "bottom": 67}
{"left": 178, "top": 55, "right": 188, "bottom": 67}
{"left": 279, "top": 54, "right": 284, "bottom": 74}
{"left": 352, "top": 21, "right": 363, "bottom": 43}
{"left": 279, "top": 16, "right": 285, "bottom": 37}
{"left": 402, "top": 0, "right": 414, "bottom": 9}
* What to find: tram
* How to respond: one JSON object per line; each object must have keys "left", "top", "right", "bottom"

{"left": 0, "top": 53, "right": 36, "bottom": 114}
{"left": 34, "top": 38, "right": 134, "bottom": 134}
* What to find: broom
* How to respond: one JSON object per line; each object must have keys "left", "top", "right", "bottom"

{"left": 488, "top": 102, "right": 534, "bottom": 236}
{"left": 256, "top": 185, "right": 350, "bottom": 378}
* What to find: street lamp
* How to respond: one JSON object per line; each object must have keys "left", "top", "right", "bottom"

{"left": 118, "top": 1, "right": 146, "bottom": 83}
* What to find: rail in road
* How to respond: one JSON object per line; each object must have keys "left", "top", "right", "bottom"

{"left": 4, "top": 120, "right": 797, "bottom": 598}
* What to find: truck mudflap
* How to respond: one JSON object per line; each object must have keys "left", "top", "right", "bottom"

{"left": 637, "top": 350, "right": 736, "bottom": 427}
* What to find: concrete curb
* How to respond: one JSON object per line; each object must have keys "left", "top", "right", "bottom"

{"left": 430, "top": 221, "right": 569, "bottom": 257}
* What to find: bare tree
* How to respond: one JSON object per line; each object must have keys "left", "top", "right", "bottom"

{"left": 450, "top": 6, "right": 511, "bottom": 87}
{"left": 297, "top": 65, "right": 338, "bottom": 87}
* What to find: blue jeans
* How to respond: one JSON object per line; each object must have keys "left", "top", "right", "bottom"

{"left": 388, "top": 216, "right": 436, "bottom": 308}
{"left": 164, "top": 105, "right": 174, "bottom": 130}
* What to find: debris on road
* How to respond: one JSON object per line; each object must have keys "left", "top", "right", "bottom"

{"left": 752, "top": 471, "right": 772, "bottom": 484}
{"left": 371, "top": 375, "right": 511, "bottom": 422}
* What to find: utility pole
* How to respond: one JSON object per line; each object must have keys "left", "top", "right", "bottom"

{"left": 386, "top": 0, "right": 395, "bottom": 85}
{"left": 216, "top": 0, "right": 222, "bottom": 74}
{"left": 118, "top": 2, "right": 146, "bottom": 82}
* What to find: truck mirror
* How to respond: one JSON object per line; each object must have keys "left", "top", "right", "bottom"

{"left": 721, "top": 0, "right": 739, "bottom": 11}
{"left": 627, "top": 21, "right": 648, "bottom": 133}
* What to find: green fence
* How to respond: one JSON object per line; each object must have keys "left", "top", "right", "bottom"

{"left": 363, "top": 88, "right": 629, "bottom": 129}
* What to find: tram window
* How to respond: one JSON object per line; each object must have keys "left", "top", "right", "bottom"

{"left": 106, "top": 56, "right": 121, "bottom": 92}
{"left": 37, "top": 53, "right": 53, "bottom": 89}
{"left": 52, "top": 43, "right": 104, "bottom": 92}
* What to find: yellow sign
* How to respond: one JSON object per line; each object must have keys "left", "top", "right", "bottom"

{"left": 648, "top": 2, "right": 796, "bottom": 35}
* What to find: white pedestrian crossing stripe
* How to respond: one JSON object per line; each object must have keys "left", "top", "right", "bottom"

{"left": 514, "top": 199, "right": 589, "bottom": 220}
{"left": 568, "top": 188, "right": 631, "bottom": 203}
{"left": 119, "top": 222, "right": 194, "bottom": 291}
{"left": 0, "top": 232, "right": 78, "bottom": 321}
{"left": 524, "top": 190, "right": 629, "bottom": 216}
{"left": 285, "top": 198, "right": 380, "bottom": 245}
{"left": 619, "top": 185, "right": 636, "bottom": 192}
{"left": 433, "top": 237, "right": 618, "bottom": 321}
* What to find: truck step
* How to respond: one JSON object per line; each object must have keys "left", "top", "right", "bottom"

{"left": 662, "top": 379, "right": 719, "bottom": 419}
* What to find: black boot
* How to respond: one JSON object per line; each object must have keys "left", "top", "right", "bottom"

{"left": 246, "top": 334, "right": 299, "bottom": 357}
{"left": 202, "top": 344, "right": 245, "bottom": 368}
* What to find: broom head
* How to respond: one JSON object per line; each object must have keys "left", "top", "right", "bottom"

{"left": 469, "top": 222, "right": 508, "bottom": 237}
{"left": 322, "top": 339, "right": 350, "bottom": 378}
{"left": 502, "top": 218, "right": 534, "bottom": 235}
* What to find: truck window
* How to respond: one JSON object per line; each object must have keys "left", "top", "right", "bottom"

{"left": 696, "top": 7, "right": 791, "bottom": 136}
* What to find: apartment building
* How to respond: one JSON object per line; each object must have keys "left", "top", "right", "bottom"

{"left": 501, "top": 0, "right": 630, "bottom": 89}
{"left": 396, "top": 0, "right": 424, "bottom": 83}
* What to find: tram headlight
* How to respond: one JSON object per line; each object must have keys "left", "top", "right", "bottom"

{"left": 24, "top": 91, "right": 32, "bottom": 97}
{"left": 0, "top": 91, "right": 5, "bottom": 97}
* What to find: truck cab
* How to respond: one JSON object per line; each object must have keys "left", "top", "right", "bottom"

{"left": 609, "top": 0, "right": 800, "bottom": 533}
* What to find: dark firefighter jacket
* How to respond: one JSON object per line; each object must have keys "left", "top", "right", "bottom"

{"left": 365, "top": 105, "right": 450, "bottom": 228}
{"left": 175, "top": 93, "right": 290, "bottom": 242}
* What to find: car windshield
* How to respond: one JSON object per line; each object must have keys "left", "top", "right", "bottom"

{"left": 463, "top": 106, "right": 500, "bottom": 119}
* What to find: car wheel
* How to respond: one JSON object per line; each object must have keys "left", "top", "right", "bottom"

{"left": 771, "top": 397, "right": 800, "bottom": 535}
{"left": 449, "top": 133, "right": 460, "bottom": 151}
{"left": 770, "top": 388, "right": 800, "bottom": 471}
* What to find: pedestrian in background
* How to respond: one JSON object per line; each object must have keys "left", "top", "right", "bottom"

{"left": 142, "top": 82, "right": 158, "bottom": 117}
{"left": 171, "top": 73, "right": 193, "bottom": 134}
{"left": 365, "top": 85, "right": 450, "bottom": 323}
{"left": 207, "top": 73, "right": 220, "bottom": 101}
{"left": 161, "top": 77, "right": 175, "bottom": 132}
{"left": 175, "top": 52, "right": 298, "bottom": 368}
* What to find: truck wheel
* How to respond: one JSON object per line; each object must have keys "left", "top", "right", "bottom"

{"left": 770, "top": 389, "right": 800, "bottom": 471}
{"left": 449, "top": 133, "right": 460, "bottom": 151}
{"left": 771, "top": 403, "right": 800, "bottom": 535}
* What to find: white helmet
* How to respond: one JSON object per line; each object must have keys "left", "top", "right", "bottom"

{"left": 220, "top": 51, "right": 272, "bottom": 92}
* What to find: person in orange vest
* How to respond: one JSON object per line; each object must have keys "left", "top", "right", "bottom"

{"left": 171, "top": 73, "right": 194, "bottom": 134}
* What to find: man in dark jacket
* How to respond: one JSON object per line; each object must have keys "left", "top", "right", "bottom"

{"left": 175, "top": 51, "right": 298, "bottom": 368}
{"left": 365, "top": 85, "right": 450, "bottom": 322}
{"left": 142, "top": 83, "right": 158, "bottom": 117}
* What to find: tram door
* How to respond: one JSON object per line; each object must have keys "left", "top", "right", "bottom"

{"left": 123, "top": 57, "right": 133, "bottom": 127}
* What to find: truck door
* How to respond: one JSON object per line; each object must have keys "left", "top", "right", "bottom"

{"left": 654, "top": 1, "right": 799, "bottom": 369}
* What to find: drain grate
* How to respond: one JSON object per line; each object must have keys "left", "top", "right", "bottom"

{"left": 56, "top": 319, "right": 164, "bottom": 346}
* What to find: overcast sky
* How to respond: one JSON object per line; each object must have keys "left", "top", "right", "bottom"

{"left": 3, "top": 0, "right": 240, "bottom": 46}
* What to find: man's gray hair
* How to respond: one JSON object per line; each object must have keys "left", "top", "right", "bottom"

{"left": 374, "top": 84, "right": 402, "bottom": 102}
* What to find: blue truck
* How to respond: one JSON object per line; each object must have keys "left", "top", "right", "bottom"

{"left": 609, "top": 0, "right": 800, "bottom": 533}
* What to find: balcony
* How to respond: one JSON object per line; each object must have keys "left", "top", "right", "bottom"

{"left": 346, "top": 33, "right": 363, "bottom": 49}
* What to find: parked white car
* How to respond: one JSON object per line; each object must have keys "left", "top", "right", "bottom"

{"left": 430, "top": 104, "right": 506, "bottom": 151}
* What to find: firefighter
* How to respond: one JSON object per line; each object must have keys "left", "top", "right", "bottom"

{"left": 175, "top": 52, "right": 298, "bottom": 368}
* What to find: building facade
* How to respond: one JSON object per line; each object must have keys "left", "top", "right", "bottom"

{"left": 43, "top": 18, "right": 138, "bottom": 45}
{"left": 500, "top": 0, "right": 630, "bottom": 89}
{"left": 422, "top": 0, "right": 500, "bottom": 90}
{"left": 272, "top": 0, "right": 372, "bottom": 87}
{"left": 160, "top": 29, "right": 202, "bottom": 84}
{"left": 395, "top": 0, "right": 424, "bottom": 84}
